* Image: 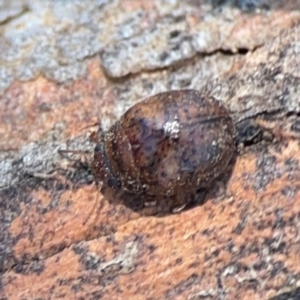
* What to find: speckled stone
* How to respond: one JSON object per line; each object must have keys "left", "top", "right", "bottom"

{"left": 1, "top": 1, "right": 300, "bottom": 299}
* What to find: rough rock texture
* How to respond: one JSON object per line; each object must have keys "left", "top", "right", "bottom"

{"left": 1, "top": 0, "right": 300, "bottom": 299}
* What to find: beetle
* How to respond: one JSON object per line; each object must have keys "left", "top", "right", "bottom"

{"left": 91, "top": 89, "right": 235, "bottom": 214}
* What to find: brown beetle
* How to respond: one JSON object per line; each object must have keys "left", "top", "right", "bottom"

{"left": 91, "top": 89, "right": 235, "bottom": 214}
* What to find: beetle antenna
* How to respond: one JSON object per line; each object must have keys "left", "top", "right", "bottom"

{"left": 58, "top": 149, "right": 89, "bottom": 155}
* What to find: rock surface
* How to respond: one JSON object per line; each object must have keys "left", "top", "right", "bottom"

{"left": 1, "top": 1, "right": 300, "bottom": 299}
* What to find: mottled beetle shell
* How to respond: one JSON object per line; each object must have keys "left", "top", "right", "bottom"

{"left": 92, "top": 89, "right": 235, "bottom": 212}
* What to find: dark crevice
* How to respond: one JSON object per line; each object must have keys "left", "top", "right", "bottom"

{"left": 103, "top": 45, "right": 255, "bottom": 83}
{"left": 0, "top": 5, "right": 30, "bottom": 25}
